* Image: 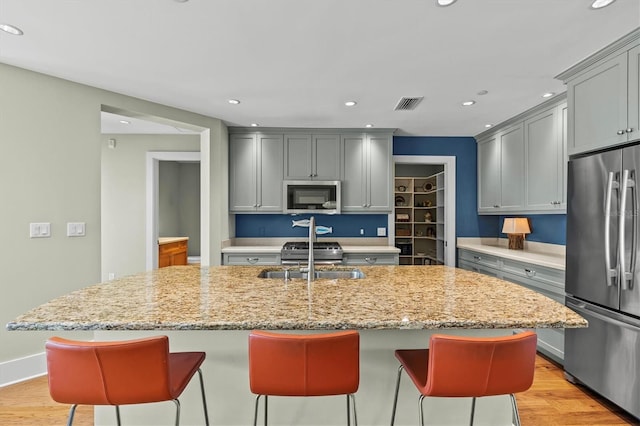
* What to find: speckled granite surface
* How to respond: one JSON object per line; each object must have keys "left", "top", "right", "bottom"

{"left": 6, "top": 265, "right": 586, "bottom": 331}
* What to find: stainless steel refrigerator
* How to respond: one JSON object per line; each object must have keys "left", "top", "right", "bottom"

{"left": 566, "top": 143, "right": 640, "bottom": 420}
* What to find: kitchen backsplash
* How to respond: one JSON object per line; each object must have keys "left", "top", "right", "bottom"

{"left": 234, "top": 214, "right": 388, "bottom": 238}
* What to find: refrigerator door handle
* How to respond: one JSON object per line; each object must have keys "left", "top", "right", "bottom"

{"left": 605, "top": 171, "right": 618, "bottom": 286}
{"left": 619, "top": 169, "right": 634, "bottom": 290}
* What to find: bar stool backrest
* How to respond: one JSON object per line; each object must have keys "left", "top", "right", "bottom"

{"left": 46, "top": 336, "right": 172, "bottom": 405}
{"left": 424, "top": 331, "right": 537, "bottom": 397}
{"left": 249, "top": 330, "right": 359, "bottom": 397}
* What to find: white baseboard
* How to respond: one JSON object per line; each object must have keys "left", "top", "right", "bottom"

{"left": 0, "top": 352, "right": 46, "bottom": 387}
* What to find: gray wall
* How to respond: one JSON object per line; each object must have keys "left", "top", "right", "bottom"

{"left": 101, "top": 135, "right": 200, "bottom": 281}
{"left": 0, "top": 62, "right": 227, "bottom": 367}
{"left": 159, "top": 161, "right": 201, "bottom": 257}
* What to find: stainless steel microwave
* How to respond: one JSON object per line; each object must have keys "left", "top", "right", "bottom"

{"left": 283, "top": 180, "right": 341, "bottom": 214}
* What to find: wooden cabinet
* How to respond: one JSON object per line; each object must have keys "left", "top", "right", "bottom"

{"left": 341, "top": 133, "right": 393, "bottom": 212}
{"left": 557, "top": 28, "right": 640, "bottom": 155}
{"left": 458, "top": 248, "right": 565, "bottom": 363}
{"left": 284, "top": 133, "right": 340, "bottom": 180}
{"left": 394, "top": 173, "right": 446, "bottom": 265}
{"left": 229, "top": 133, "right": 284, "bottom": 212}
{"left": 158, "top": 238, "right": 188, "bottom": 268}
{"left": 476, "top": 96, "right": 567, "bottom": 214}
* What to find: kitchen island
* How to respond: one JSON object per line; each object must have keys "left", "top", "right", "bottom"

{"left": 8, "top": 265, "right": 586, "bottom": 425}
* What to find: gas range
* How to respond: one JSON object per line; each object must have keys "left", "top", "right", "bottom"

{"left": 281, "top": 241, "right": 343, "bottom": 265}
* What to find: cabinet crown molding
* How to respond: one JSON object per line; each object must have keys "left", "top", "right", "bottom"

{"left": 556, "top": 27, "right": 640, "bottom": 82}
{"left": 474, "top": 93, "right": 567, "bottom": 140}
{"left": 229, "top": 127, "right": 396, "bottom": 134}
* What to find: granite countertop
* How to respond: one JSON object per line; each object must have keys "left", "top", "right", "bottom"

{"left": 7, "top": 265, "right": 586, "bottom": 331}
{"left": 457, "top": 238, "right": 565, "bottom": 270}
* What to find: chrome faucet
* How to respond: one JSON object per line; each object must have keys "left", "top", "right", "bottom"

{"left": 307, "top": 216, "right": 316, "bottom": 282}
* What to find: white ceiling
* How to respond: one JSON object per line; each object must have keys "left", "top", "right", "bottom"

{"left": 1, "top": 0, "right": 639, "bottom": 136}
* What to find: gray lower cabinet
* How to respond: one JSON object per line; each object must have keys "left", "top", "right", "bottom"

{"left": 342, "top": 252, "right": 398, "bottom": 265}
{"left": 341, "top": 133, "right": 393, "bottom": 212}
{"left": 222, "top": 253, "right": 281, "bottom": 265}
{"left": 229, "top": 133, "right": 284, "bottom": 212}
{"left": 458, "top": 248, "right": 566, "bottom": 363}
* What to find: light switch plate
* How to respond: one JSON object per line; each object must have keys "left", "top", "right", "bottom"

{"left": 377, "top": 227, "right": 387, "bottom": 236}
{"left": 67, "top": 222, "right": 86, "bottom": 237}
{"left": 30, "top": 222, "right": 51, "bottom": 238}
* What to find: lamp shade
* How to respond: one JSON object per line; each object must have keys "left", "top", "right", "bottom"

{"left": 502, "top": 218, "right": 530, "bottom": 234}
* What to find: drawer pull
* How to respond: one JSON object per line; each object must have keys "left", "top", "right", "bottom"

{"left": 473, "top": 255, "right": 482, "bottom": 260}
{"left": 524, "top": 268, "right": 536, "bottom": 277}
{"left": 247, "top": 257, "right": 259, "bottom": 264}
{"left": 364, "top": 257, "right": 377, "bottom": 264}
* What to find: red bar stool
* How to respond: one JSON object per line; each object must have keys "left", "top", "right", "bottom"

{"left": 45, "top": 335, "right": 209, "bottom": 426}
{"left": 248, "top": 330, "right": 359, "bottom": 426}
{"left": 390, "top": 331, "right": 537, "bottom": 426}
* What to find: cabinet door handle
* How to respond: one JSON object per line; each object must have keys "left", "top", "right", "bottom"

{"left": 247, "top": 257, "right": 259, "bottom": 264}
{"left": 364, "top": 257, "right": 377, "bottom": 264}
{"left": 627, "top": 128, "right": 634, "bottom": 134}
{"left": 256, "top": 203, "right": 261, "bottom": 208}
{"left": 524, "top": 268, "right": 536, "bottom": 277}
{"left": 493, "top": 205, "right": 499, "bottom": 208}
{"left": 618, "top": 130, "right": 626, "bottom": 135}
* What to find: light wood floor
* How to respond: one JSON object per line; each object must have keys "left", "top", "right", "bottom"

{"left": 0, "top": 354, "right": 637, "bottom": 425}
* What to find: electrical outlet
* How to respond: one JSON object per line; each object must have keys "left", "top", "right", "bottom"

{"left": 108, "top": 272, "right": 115, "bottom": 280}
{"left": 377, "top": 227, "right": 386, "bottom": 237}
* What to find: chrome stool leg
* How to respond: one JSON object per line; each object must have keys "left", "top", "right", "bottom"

{"left": 510, "top": 394, "right": 521, "bottom": 426}
{"left": 418, "top": 394, "right": 427, "bottom": 426}
{"left": 390, "top": 364, "right": 404, "bottom": 425}
{"left": 66, "top": 404, "right": 78, "bottom": 426}
{"left": 197, "top": 368, "right": 210, "bottom": 425}
{"left": 469, "top": 397, "right": 476, "bottom": 426}
{"left": 173, "top": 399, "right": 181, "bottom": 426}
{"left": 115, "top": 405, "right": 122, "bottom": 425}
{"left": 349, "top": 393, "right": 358, "bottom": 426}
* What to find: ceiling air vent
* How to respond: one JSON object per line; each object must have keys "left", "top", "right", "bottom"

{"left": 394, "top": 96, "right": 424, "bottom": 111}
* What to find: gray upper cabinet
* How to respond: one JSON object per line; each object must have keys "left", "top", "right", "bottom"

{"left": 477, "top": 123, "right": 525, "bottom": 213}
{"left": 524, "top": 103, "right": 566, "bottom": 211}
{"left": 229, "top": 133, "right": 284, "bottom": 212}
{"left": 477, "top": 134, "right": 500, "bottom": 211}
{"left": 557, "top": 28, "right": 640, "bottom": 155}
{"left": 341, "top": 133, "right": 393, "bottom": 212}
{"left": 476, "top": 96, "right": 567, "bottom": 215}
{"left": 284, "top": 133, "right": 340, "bottom": 180}
{"left": 499, "top": 124, "right": 525, "bottom": 210}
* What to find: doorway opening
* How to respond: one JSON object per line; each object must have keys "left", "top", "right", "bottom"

{"left": 392, "top": 156, "right": 456, "bottom": 266}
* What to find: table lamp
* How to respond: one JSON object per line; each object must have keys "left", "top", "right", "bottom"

{"left": 502, "top": 218, "right": 531, "bottom": 250}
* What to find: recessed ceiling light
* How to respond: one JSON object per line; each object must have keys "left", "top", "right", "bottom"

{"left": 591, "top": 0, "right": 616, "bottom": 9}
{"left": 0, "top": 23, "right": 24, "bottom": 35}
{"left": 119, "top": 120, "right": 130, "bottom": 124}
{"left": 477, "top": 90, "right": 489, "bottom": 96}
{"left": 228, "top": 99, "right": 240, "bottom": 105}
{"left": 436, "top": 0, "right": 457, "bottom": 6}
{"left": 542, "top": 92, "right": 555, "bottom": 98}
{"left": 462, "top": 100, "right": 476, "bottom": 106}
{"left": 250, "top": 123, "right": 259, "bottom": 127}
{"left": 365, "top": 124, "right": 374, "bottom": 128}
{"left": 344, "top": 101, "right": 357, "bottom": 107}
{"left": 485, "top": 124, "right": 493, "bottom": 128}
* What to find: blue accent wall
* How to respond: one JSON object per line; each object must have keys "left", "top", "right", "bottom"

{"left": 234, "top": 136, "right": 567, "bottom": 245}
{"left": 393, "top": 136, "right": 499, "bottom": 238}
{"left": 499, "top": 214, "right": 567, "bottom": 245}
{"left": 235, "top": 214, "right": 388, "bottom": 238}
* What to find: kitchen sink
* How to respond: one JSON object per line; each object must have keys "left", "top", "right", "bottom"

{"left": 258, "top": 268, "right": 365, "bottom": 279}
